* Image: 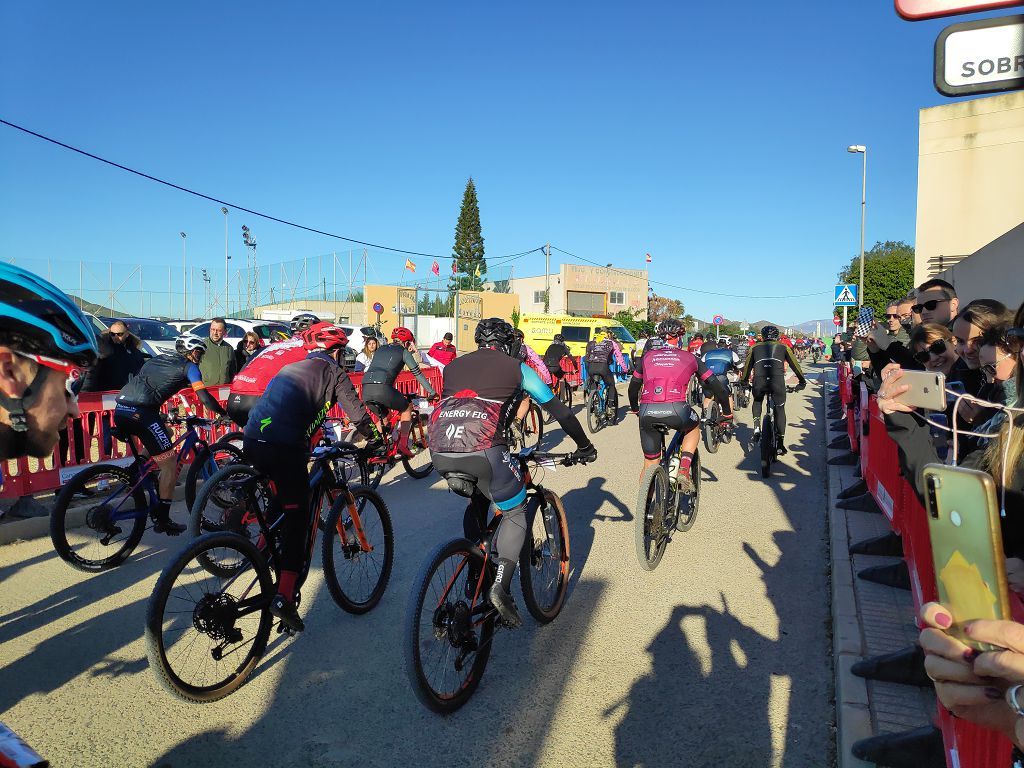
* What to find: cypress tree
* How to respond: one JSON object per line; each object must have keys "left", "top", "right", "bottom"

{"left": 450, "top": 178, "right": 486, "bottom": 291}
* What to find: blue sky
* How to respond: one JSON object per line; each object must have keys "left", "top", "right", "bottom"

{"left": 0, "top": 2, "right": 1003, "bottom": 324}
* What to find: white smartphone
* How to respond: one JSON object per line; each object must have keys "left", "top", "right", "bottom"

{"left": 893, "top": 370, "right": 947, "bottom": 411}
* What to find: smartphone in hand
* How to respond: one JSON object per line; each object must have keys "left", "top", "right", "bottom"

{"left": 893, "top": 370, "right": 947, "bottom": 411}
{"left": 855, "top": 306, "right": 875, "bottom": 338}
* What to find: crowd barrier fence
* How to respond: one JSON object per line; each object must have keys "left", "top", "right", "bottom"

{"left": 0, "top": 366, "right": 444, "bottom": 501}
{"left": 839, "top": 363, "right": 1013, "bottom": 768}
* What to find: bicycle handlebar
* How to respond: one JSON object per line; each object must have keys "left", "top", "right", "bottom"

{"left": 519, "top": 448, "right": 591, "bottom": 467}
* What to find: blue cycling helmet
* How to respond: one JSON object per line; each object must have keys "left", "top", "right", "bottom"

{"left": 0, "top": 263, "right": 98, "bottom": 366}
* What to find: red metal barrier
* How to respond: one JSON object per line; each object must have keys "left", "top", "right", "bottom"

{"left": 0, "top": 366, "right": 443, "bottom": 500}
{"left": 855, "top": 388, "right": 1014, "bottom": 767}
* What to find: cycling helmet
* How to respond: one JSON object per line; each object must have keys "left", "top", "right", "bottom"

{"left": 656, "top": 318, "right": 684, "bottom": 338}
{"left": 513, "top": 328, "right": 525, "bottom": 340}
{"left": 290, "top": 313, "right": 321, "bottom": 334}
{"left": 761, "top": 325, "right": 780, "bottom": 341}
{"left": 553, "top": 333, "right": 565, "bottom": 343}
{"left": 391, "top": 327, "right": 415, "bottom": 344}
{"left": 302, "top": 322, "right": 349, "bottom": 351}
{"left": 474, "top": 317, "right": 516, "bottom": 353}
{"left": 606, "top": 329, "right": 617, "bottom": 340}
{"left": 175, "top": 334, "right": 208, "bottom": 357}
{"left": 0, "top": 263, "right": 99, "bottom": 367}
{"left": 359, "top": 325, "right": 384, "bottom": 341}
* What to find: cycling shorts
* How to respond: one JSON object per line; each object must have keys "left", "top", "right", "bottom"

{"left": 638, "top": 402, "right": 700, "bottom": 460}
{"left": 702, "top": 373, "right": 731, "bottom": 398}
{"left": 361, "top": 383, "right": 411, "bottom": 416}
{"left": 227, "top": 393, "right": 260, "bottom": 429}
{"left": 113, "top": 403, "right": 173, "bottom": 456}
{"left": 432, "top": 445, "right": 526, "bottom": 511}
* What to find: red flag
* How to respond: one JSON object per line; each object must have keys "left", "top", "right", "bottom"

{"left": 645, "top": 253, "right": 652, "bottom": 263}
{"left": 451, "top": 260, "right": 457, "bottom": 275}
{"left": 431, "top": 260, "right": 440, "bottom": 276}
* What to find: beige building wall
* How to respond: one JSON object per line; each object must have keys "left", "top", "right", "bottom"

{"left": 915, "top": 92, "right": 1024, "bottom": 286}
{"left": 932, "top": 222, "right": 1024, "bottom": 308}
{"left": 509, "top": 264, "right": 648, "bottom": 319}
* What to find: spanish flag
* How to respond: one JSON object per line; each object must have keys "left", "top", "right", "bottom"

{"left": 645, "top": 253, "right": 652, "bottom": 263}
{"left": 405, "top": 258, "right": 416, "bottom": 272}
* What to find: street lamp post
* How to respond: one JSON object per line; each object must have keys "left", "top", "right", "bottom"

{"left": 221, "top": 207, "right": 230, "bottom": 316}
{"left": 201, "top": 269, "right": 211, "bottom": 316}
{"left": 846, "top": 145, "right": 867, "bottom": 309}
{"left": 180, "top": 232, "right": 187, "bottom": 320}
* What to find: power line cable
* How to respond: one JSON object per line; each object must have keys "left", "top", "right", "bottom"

{"left": 550, "top": 246, "right": 831, "bottom": 300}
{"left": 0, "top": 117, "right": 543, "bottom": 262}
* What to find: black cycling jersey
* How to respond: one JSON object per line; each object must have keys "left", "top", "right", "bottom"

{"left": 585, "top": 338, "right": 618, "bottom": 366}
{"left": 543, "top": 341, "right": 573, "bottom": 372}
{"left": 740, "top": 341, "right": 806, "bottom": 385}
{"left": 243, "top": 351, "right": 372, "bottom": 447}
{"left": 116, "top": 353, "right": 224, "bottom": 415}
{"left": 362, "top": 342, "right": 436, "bottom": 397}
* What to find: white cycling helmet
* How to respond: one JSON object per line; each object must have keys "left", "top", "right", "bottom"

{"left": 175, "top": 334, "right": 208, "bottom": 357}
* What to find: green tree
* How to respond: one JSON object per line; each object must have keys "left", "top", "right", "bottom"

{"left": 450, "top": 178, "right": 486, "bottom": 291}
{"left": 837, "top": 240, "right": 915, "bottom": 319}
{"left": 614, "top": 309, "right": 655, "bottom": 339}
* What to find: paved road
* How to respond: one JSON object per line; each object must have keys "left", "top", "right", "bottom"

{"left": 0, "top": 366, "right": 833, "bottom": 768}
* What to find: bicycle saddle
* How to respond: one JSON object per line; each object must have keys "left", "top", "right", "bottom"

{"left": 441, "top": 472, "right": 478, "bottom": 499}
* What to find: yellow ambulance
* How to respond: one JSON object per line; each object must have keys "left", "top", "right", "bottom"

{"left": 517, "top": 314, "right": 637, "bottom": 359}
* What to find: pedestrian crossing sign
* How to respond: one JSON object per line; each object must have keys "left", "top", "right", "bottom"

{"left": 834, "top": 284, "right": 858, "bottom": 306}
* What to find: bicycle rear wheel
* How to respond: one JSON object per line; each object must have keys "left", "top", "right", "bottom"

{"left": 520, "top": 489, "right": 569, "bottom": 623}
{"left": 50, "top": 463, "right": 148, "bottom": 572}
{"left": 184, "top": 441, "right": 245, "bottom": 512}
{"left": 760, "top": 413, "right": 774, "bottom": 478}
{"left": 405, "top": 539, "right": 495, "bottom": 714}
{"left": 702, "top": 402, "right": 720, "bottom": 454}
{"left": 402, "top": 414, "right": 434, "bottom": 479}
{"left": 322, "top": 487, "right": 394, "bottom": 614}
{"left": 586, "top": 389, "right": 602, "bottom": 434}
{"left": 674, "top": 449, "right": 700, "bottom": 532}
{"left": 634, "top": 464, "right": 672, "bottom": 571}
{"left": 145, "top": 531, "right": 274, "bottom": 703}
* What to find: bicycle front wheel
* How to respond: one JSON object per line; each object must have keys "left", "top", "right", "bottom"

{"left": 402, "top": 413, "right": 434, "bottom": 479}
{"left": 405, "top": 539, "right": 495, "bottom": 714}
{"left": 50, "top": 463, "right": 148, "bottom": 572}
{"left": 634, "top": 464, "right": 672, "bottom": 571}
{"left": 322, "top": 487, "right": 394, "bottom": 614}
{"left": 145, "top": 531, "right": 274, "bottom": 703}
{"left": 520, "top": 489, "right": 569, "bottom": 623}
{"left": 184, "top": 440, "right": 245, "bottom": 512}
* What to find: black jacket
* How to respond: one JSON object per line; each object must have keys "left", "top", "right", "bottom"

{"left": 82, "top": 331, "right": 146, "bottom": 392}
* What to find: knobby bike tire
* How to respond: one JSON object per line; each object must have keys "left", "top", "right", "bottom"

{"left": 524, "top": 401, "right": 544, "bottom": 448}
{"left": 184, "top": 441, "right": 245, "bottom": 512}
{"left": 402, "top": 414, "right": 434, "bottom": 479}
{"left": 49, "top": 463, "right": 148, "bottom": 572}
{"left": 702, "top": 403, "right": 720, "bottom": 454}
{"left": 404, "top": 538, "right": 495, "bottom": 714}
{"left": 760, "top": 413, "right": 774, "bottom": 478}
{"left": 675, "top": 448, "right": 700, "bottom": 533}
{"left": 519, "top": 489, "right": 569, "bottom": 623}
{"left": 586, "top": 389, "right": 602, "bottom": 434}
{"left": 145, "top": 531, "right": 273, "bottom": 703}
{"left": 634, "top": 464, "right": 672, "bottom": 571}
{"left": 321, "top": 486, "right": 394, "bottom": 614}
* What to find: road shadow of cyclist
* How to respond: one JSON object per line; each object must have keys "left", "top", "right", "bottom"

{"left": 559, "top": 475, "right": 631, "bottom": 590}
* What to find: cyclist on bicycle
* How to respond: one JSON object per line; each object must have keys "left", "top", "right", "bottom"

{"left": 243, "top": 323, "right": 377, "bottom": 632}
{"left": 702, "top": 338, "right": 739, "bottom": 418}
{"left": 226, "top": 313, "right": 321, "bottom": 427}
{"left": 584, "top": 328, "right": 629, "bottom": 415}
{"left": 739, "top": 324, "right": 807, "bottom": 456}
{"left": 628, "top": 319, "right": 731, "bottom": 492}
{"left": 543, "top": 333, "right": 577, "bottom": 386}
{"left": 687, "top": 333, "right": 705, "bottom": 355}
{"left": 113, "top": 334, "right": 228, "bottom": 535}
{"left": 512, "top": 328, "right": 553, "bottom": 386}
{"left": 0, "top": 263, "right": 98, "bottom": 463}
{"left": 361, "top": 327, "right": 438, "bottom": 458}
{"left": 429, "top": 318, "right": 597, "bottom": 628}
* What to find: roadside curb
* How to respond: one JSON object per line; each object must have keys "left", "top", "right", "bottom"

{"left": 823, "top": 376, "right": 875, "bottom": 768}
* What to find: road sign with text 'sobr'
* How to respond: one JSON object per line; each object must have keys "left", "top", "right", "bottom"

{"left": 896, "top": 0, "right": 1024, "bottom": 20}
{"left": 834, "top": 284, "right": 858, "bottom": 306}
{"left": 935, "top": 15, "right": 1024, "bottom": 96}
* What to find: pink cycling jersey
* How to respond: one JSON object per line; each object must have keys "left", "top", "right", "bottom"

{"left": 230, "top": 337, "right": 307, "bottom": 397}
{"left": 522, "top": 343, "right": 553, "bottom": 386}
{"left": 634, "top": 346, "right": 711, "bottom": 405}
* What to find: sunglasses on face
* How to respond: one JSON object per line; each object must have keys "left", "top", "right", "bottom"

{"left": 982, "top": 353, "right": 1013, "bottom": 381}
{"left": 911, "top": 298, "right": 949, "bottom": 313}
{"left": 1008, "top": 327, "right": 1024, "bottom": 340}
{"left": 885, "top": 313, "right": 901, "bottom": 319}
{"left": 913, "top": 339, "right": 948, "bottom": 365}
{"left": 15, "top": 351, "right": 84, "bottom": 396}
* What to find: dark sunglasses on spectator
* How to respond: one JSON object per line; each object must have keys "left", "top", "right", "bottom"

{"left": 1008, "top": 327, "right": 1024, "bottom": 340}
{"left": 911, "top": 298, "right": 949, "bottom": 313}
{"left": 885, "top": 313, "right": 901, "bottom": 319}
{"left": 110, "top": 331, "right": 127, "bottom": 338}
{"left": 913, "top": 339, "right": 947, "bottom": 365}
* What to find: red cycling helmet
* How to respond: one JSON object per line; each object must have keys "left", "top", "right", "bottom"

{"left": 391, "top": 327, "right": 415, "bottom": 344}
{"left": 302, "top": 322, "right": 349, "bottom": 351}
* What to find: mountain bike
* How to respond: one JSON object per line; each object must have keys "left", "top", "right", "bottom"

{"left": 405, "top": 448, "right": 584, "bottom": 714}
{"left": 811, "top": 347, "right": 821, "bottom": 364}
{"left": 756, "top": 385, "right": 799, "bottom": 478}
{"left": 364, "top": 395, "right": 433, "bottom": 485}
{"left": 49, "top": 414, "right": 230, "bottom": 572}
{"left": 508, "top": 398, "right": 544, "bottom": 453}
{"left": 733, "top": 379, "right": 750, "bottom": 410}
{"left": 147, "top": 442, "right": 393, "bottom": 702}
{"left": 635, "top": 425, "right": 701, "bottom": 570}
{"left": 585, "top": 375, "right": 617, "bottom": 433}
{"left": 701, "top": 398, "right": 733, "bottom": 454}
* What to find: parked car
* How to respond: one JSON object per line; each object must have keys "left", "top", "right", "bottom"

{"left": 188, "top": 319, "right": 291, "bottom": 345}
{"left": 85, "top": 313, "right": 160, "bottom": 358}
{"left": 116, "top": 318, "right": 181, "bottom": 355}
{"left": 167, "top": 320, "right": 199, "bottom": 335}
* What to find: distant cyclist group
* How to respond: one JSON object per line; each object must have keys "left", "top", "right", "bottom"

{"left": 0, "top": 262, "right": 813, "bottom": 717}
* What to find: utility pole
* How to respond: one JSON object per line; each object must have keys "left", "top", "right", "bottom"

{"left": 544, "top": 243, "right": 551, "bottom": 314}
{"left": 180, "top": 232, "right": 187, "bottom": 319}
{"left": 222, "top": 207, "right": 230, "bottom": 316}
